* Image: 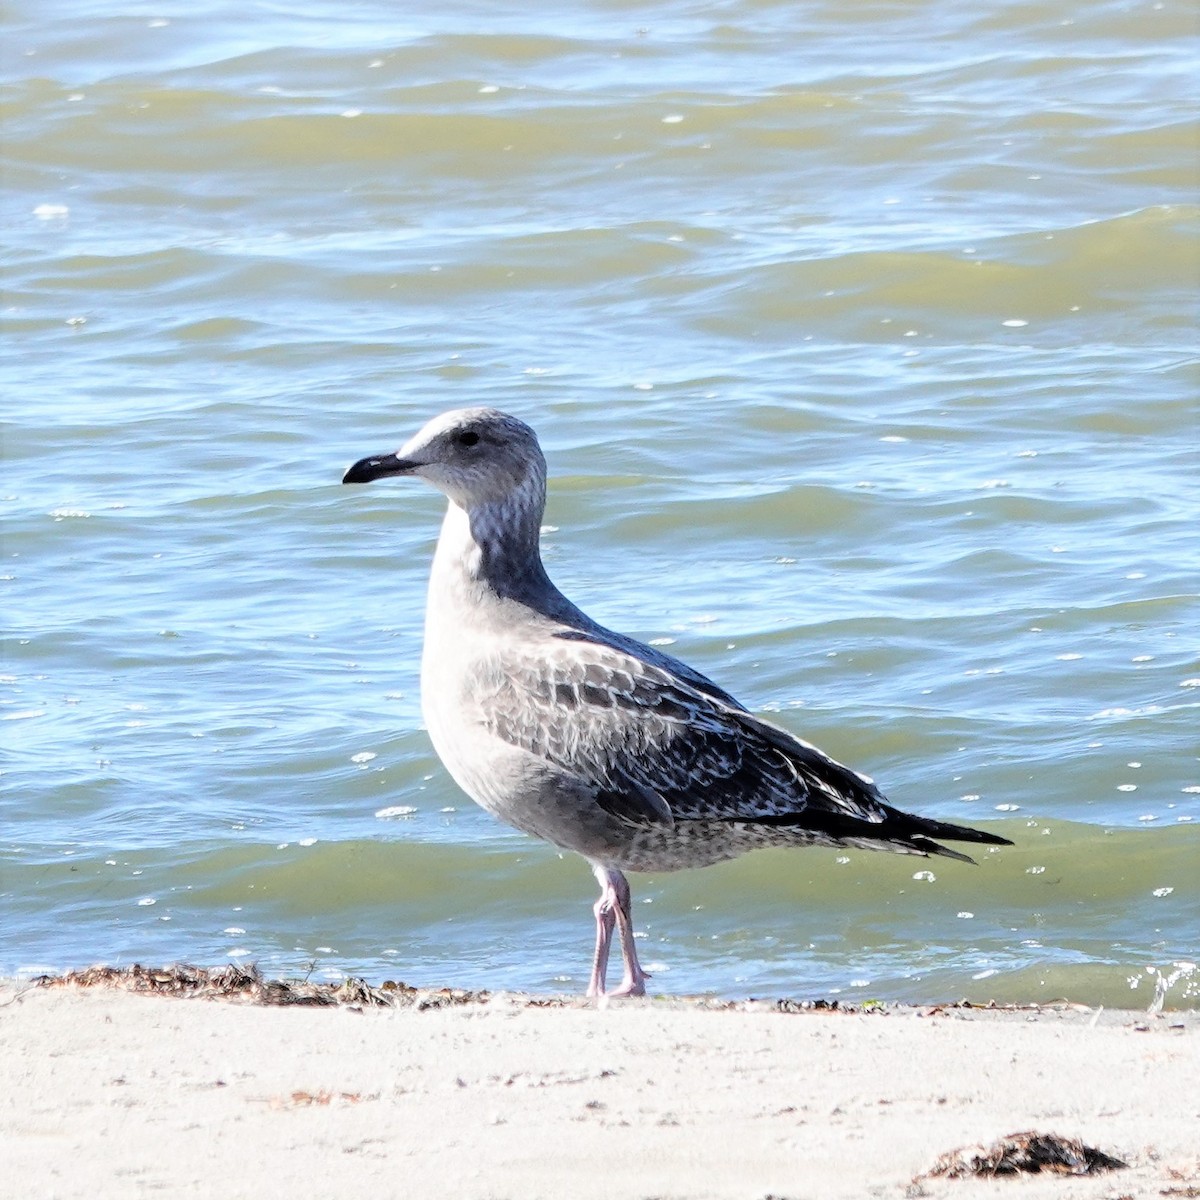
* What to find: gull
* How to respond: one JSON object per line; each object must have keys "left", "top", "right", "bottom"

{"left": 342, "top": 408, "right": 1012, "bottom": 997}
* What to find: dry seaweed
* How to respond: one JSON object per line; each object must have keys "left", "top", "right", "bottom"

{"left": 33, "top": 962, "right": 498, "bottom": 1009}
{"left": 926, "top": 1130, "right": 1127, "bottom": 1179}
{"left": 31, "top": 965, "right": 892, "bottom": 1013}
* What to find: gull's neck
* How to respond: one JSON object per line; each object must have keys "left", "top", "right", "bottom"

{"left": 429, "top": 479, "right": 568, "bottom": 616}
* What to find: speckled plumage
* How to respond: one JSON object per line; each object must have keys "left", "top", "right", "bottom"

{"left": 343, "top": 407, "right": 1012, "bottom": 996}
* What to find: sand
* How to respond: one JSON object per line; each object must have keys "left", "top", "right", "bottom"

{"left": 2, "top": 978, "right": 1197, "bottom": 1200}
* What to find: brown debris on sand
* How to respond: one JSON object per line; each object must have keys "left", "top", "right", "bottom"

{"left": 926, "top": 1130, "right": 1128, "bottom": 1179}
{"left": 33, "top": 962, "right": 496, "bottom": 1009}
{"left": 29, "top": 963, "right": 886, "bottom": 1013}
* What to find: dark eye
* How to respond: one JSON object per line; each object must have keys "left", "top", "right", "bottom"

{"left": 457, "top": 430, "right": 480, "bottom": 447}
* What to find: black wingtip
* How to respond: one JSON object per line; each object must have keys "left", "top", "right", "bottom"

{"left": 900, "top": 816, "right": 1014, "bottom": 861}
{"left": 916, "top": 819, "right": 1014, "bottom": 848}
{"left": 738, "top": 808, "right": 1013, "bottom": 861}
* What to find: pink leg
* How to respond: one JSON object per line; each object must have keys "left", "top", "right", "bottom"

{"left": 586, "top": 864, "right": 650, "bottom": 998}
{"left": 586, "top": 889, "right": 615, "bottom": 998}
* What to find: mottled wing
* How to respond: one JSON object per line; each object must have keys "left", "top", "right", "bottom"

{"left": 478, "top": 639, "right": 888, "bottom": 831}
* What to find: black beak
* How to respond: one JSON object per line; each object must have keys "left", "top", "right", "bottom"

{"left": 342, "top": 451, "right": 420, "bottom": 485}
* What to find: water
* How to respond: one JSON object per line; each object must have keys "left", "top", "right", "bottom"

{"left": 3, "top": 0, "right": 1198, "bottom": 1007}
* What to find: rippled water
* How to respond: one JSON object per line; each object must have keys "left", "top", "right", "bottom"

{"left": 3, "top": 0, "right": 1198, "bottom": 1007}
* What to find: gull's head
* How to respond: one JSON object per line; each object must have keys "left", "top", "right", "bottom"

{"left": 342, "top": 407, "right": 546, "bottom": 509}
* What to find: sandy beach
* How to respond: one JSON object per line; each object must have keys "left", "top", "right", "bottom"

{"left": 3, "top": 975, "right": 1196, "bottom": 1200}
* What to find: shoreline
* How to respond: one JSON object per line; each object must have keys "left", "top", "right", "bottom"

{"left": 4, "top": 967, "right": 1198, "bottom": 1199}
{"left": 11, "top": 959, "right": 1200, "bottom": 1022}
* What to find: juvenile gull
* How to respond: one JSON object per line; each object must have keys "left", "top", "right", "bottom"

{"left": 343, "top": 408, "right": 1012, "bottom": 996}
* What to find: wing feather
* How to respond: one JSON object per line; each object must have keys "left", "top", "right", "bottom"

{"left": 479, "top": 638, "right": 888, "bottom": 831}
